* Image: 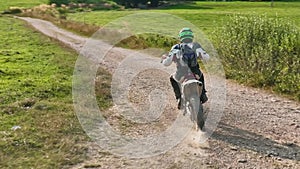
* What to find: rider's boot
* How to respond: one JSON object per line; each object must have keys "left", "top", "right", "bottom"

{"left": 201, "top": 92, "right": 208, "bottom": 104}
{"left": 170, "top": 76, "right": 182, "bottom": 109}
{"left": 177, "top": 97, "right": 182, "bottom": 110}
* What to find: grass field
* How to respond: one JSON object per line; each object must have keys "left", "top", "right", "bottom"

{"left": 67, "top": 1, "right": 300, "bottom": 35}
{"left": 0, "top": 16, "right": 89, "bottom": 168}
{"left": 0, "top": 0, "right": 47, "bottom": 12}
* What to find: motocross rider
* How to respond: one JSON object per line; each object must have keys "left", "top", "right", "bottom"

{"left": 161, "top": 27, "right": 209, "bottom": 109}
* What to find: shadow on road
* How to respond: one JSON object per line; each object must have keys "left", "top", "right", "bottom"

{"left": 211, "top": 122, "right": 299, "bottom": 161}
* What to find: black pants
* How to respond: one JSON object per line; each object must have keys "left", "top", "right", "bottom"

{"left": 170, "top": 67, "right": 206, "bottom": 100}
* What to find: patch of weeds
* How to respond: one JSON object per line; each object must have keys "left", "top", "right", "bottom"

{"left": 18, "top": 98, "right": 36, "bottom": 108}
{"left": 95, "top": 67, "right": 113, "bottom": 110}
{"left": 33, "top": 101, "right": 53, "bottom": 111}
{"left": 1, "top": 104, "right": 21, "bottom": 115}
{"left": 18, "top": 5, "right": 100, "bottom": 37}
{"left": 116, "top": 33, "right": 177, "bottom": 51}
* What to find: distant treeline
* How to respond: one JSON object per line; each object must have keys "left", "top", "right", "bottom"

{"left": 49, "top": 0, "right": 300, "bottom": 8}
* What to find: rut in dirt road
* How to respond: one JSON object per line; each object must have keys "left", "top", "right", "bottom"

{"left": 19, "top": 16, "right": 300, "bottom": 169}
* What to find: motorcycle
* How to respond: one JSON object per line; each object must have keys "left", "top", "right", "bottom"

{"left": 161, "top": 51, "right": 206, "bottom": 131}
{"left": 179, "top": 72, "right": 205, "bottom": 131}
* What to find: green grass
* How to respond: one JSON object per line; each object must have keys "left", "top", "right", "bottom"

{"left": 67, "top": 2, "right": 300, "bottom": 35}
{"left": 0, "top": 16, "right": 89, "bottom": 168}
{"left": 0, "top": 0, "right": 47, "bottom": 12}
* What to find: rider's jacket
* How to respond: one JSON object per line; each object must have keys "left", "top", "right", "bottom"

{"left": 162, "top": 42, "right": 209, "bottom": 67}
{"left": 162, "top": 42, "right": 209, "bottom": 82}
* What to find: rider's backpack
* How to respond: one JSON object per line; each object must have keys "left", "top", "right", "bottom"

{"left": 180, "top": 44, "right": 197, "bottom": 68}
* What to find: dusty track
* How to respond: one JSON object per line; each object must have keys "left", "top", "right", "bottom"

{"left": 19, "top": 17, "right": 300, "bottom": 169}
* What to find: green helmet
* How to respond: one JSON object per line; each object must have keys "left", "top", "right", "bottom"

{"left": 178, "top": 28, "right": 194, "bottom": 42}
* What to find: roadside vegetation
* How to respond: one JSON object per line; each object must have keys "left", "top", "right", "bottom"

{"left": 214, "top": 15, "right": 299, "bottom": 100}
{"left": 0, "top": 16, "right": 90, "bottom": 168}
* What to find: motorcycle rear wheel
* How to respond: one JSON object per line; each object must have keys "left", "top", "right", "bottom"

{"left": 188, "top": 95, "right": 205, "bottom": 130}
{"left": 197, "top": 104, "right": 205, "bottom": 130}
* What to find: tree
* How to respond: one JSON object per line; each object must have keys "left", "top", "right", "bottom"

{"left": 113, "top": 0, "right": 142, "bottom": 8}
{"left": 49, "top": 0, "right": 69, "bottom": 6}
{"left": 149, "top": 0, "right": 159, "bottom": 7}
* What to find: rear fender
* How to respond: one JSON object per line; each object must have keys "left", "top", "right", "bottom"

{"left": 182, "top": 80, "right": 202, "bottom": 100}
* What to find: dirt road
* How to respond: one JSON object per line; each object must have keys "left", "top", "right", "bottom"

{"left": 19, "top": 17, "right": 299, "bottom": 169}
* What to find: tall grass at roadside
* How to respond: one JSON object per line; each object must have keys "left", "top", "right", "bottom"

{"left": 213, "top": 15, "right": 300, "bottom": 100}
{"left": 116, "top": 34, "right": 177, "bottom": 50}
{"left": 18, "top": 4, "right": 100, "bottom": 36}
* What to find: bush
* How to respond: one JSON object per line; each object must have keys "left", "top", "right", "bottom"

{"left": 3, "top": 7, "right": 23, "bottom": 14}
{"left": 214, "top": 15, "right": 300, "bottom": 100}
{"left": 21, "top": 4, "right": 59, "bottom": 18}
{"left": 49, "top": 0, "right": 122, "bottom": 10}
{"left": 116, "top": 34, "right": 177, "bottom": 50}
